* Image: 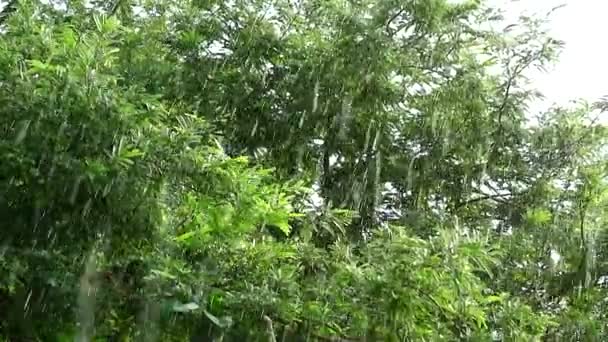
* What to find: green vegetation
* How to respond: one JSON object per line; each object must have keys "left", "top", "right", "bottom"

{"left": 0, "top": 0, "right": 606, "bottom": 341}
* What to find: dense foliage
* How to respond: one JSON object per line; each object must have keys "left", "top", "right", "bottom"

{"left": 0, "top": 0, "right": 607, "bottom": 341}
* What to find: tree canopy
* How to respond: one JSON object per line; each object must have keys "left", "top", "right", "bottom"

{"left": 0, "top": 0, "right": 607, "bottom": 341}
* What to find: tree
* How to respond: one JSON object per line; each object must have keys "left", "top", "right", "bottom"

{"left": 0, "top": 0, "right": 606, "bottom": 341}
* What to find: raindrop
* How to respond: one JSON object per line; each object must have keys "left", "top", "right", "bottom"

{"left": 48, "top": 163, "right": 56, "bottom": 179}
{"left": 58, "top": 120, "right": 68, "bottom": 136}
{"left": 69, "top": 176, "right": 83, "bottom": 205}
{"left": 338, "top": 94, "right": 353, "bottom": 140}
{"left": 298, "top": 111, "right": 306, "bottom": 129}
{"left": 23, "top": 289, "right": 33, "bottom": 314}
{"left": 250, "top": 119, "right": 258, "bottom": 137}
{"left": 312, "top": 79, "right": 319, "bottom": 114}
{"left": 31, "top": 205, "right": 41, "bottom": 233}
{"left": 14, "top": 119, "right": 31, "bottom": 144}
{"left": 79, "top": 124, "right": 87, "bottom": 142}
{"left": 82, "top": 198, "right": 92, "bottom": 218}
{"left": 102, "top": 181, "right": 113, "bottom": 197}
{"left": 372, "top": 125, "right": 381, "bottom": 151}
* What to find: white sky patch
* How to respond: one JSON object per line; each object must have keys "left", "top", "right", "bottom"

{"left": 489, "top": 0, "right": 608, "bottom": 123}
{"left": 550, "top": 249, "right": 561, "bottom": 264}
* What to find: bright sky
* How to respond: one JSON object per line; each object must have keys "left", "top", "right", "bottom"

{"left": 491, "top": 0, "right": 608, "bottom": 120}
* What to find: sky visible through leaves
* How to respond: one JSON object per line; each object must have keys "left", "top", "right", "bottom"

{"left": 491, "top": 0, "right": 608, "bottom": 122}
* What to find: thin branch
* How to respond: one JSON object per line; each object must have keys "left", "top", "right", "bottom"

{"left": 455, "top": 191, "right": 524, "bottom": 210}
{"left": 385, "top": 9, "right": 405, "bottom": 36}
{"left": 497, "top": 47, "right": 540, "bottom": 131}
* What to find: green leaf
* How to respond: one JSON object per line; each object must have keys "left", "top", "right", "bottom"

{"left": 150, "top": 269, "right": 177, "bottom": 280}
{"left": 93, "top": 15, "right": 104, "bottom": 33}
{"left": 485, "top": 295, "right": 503, "bottom": 304}
{"left": 27, "top": 60, "right": 48, "bottom": 73}
{"left": 172, "top": 302, "right": 200, "bottom": 313}
{"left": 203, "top": 309, "right": 233, "bottom": 328}
{"left": 175, "top": 231, "right": 195, "bottom": 242}
{"left": 525, "top": 208, "right": 552, "bottom": 226}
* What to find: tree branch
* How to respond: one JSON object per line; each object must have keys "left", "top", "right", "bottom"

{"left": 385, "top": 8, "right": 405, "bottom": 35}
{"left": 455, "top": 191, "right": 524, "bottom": 210}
